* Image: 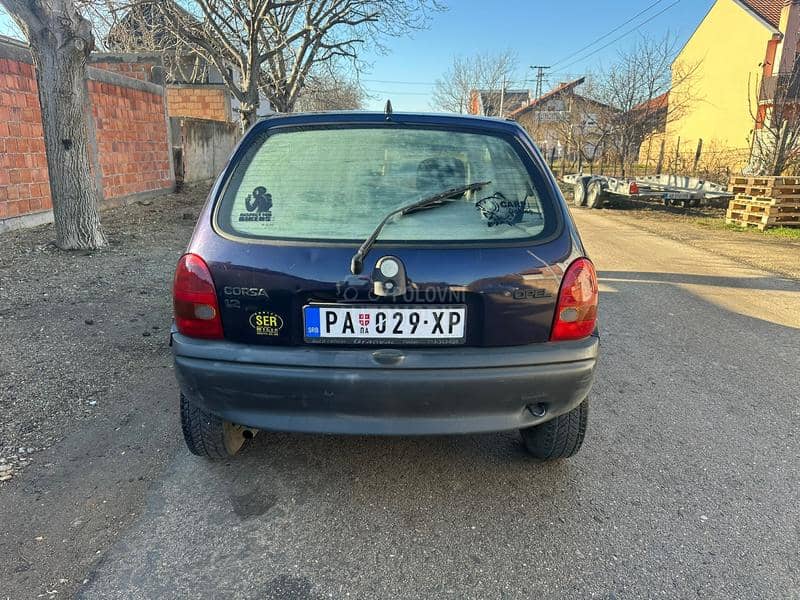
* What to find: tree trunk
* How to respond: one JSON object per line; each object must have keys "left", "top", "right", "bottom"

{"left": 28, "top": 15, "right": 106, "bottom": 250}
{"left": 239, "top": 103, "right": 257, "bottom": 133}
{"left": 23, "top": 11, "right": 107, "bottom": 250}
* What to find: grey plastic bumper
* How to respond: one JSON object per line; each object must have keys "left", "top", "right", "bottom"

{"left": 172, "top": 333, "right": 599, "bottom": 435}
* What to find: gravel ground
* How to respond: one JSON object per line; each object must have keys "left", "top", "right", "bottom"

{"left": 563, "top": 193, "right": 800, "bottom": 281}
{"left": 0, "top": 187, "right": 204, "bottom": 483}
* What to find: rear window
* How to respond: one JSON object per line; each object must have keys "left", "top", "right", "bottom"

{"left": 215, "top": 125, "right": 557, "bottom": 243}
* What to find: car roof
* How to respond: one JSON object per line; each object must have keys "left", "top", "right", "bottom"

{"left": 255, "top": 111, "right": 524, "bottom": 135}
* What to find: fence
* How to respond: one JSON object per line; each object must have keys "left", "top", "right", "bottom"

{"left": 544, "top": 136, "right": 752, "bottom": 186}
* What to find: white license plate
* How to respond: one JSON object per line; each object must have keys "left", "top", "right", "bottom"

{"left": 303, "top": 305, "right": 466, "bottom": 345}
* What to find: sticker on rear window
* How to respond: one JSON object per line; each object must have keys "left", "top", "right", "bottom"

{"left": 238, "top": 186, "right": 274, "bottom": 224}
{"left": 476, "top": 192, "right": 526, "bottom": 227}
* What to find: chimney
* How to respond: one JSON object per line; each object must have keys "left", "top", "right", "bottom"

{"left": 776, "top": 0, "right": 800, "bottom": 74}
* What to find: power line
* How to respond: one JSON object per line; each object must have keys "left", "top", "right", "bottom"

{"left": 362, "top": 78, "right": 435, "bottom": 86}
{"left": 551, "top": 0, "right": 668, "bottom": 68}
{"left": 363, "top": 88, "right": 431, "bottom": 96}
{"left": 558, "top": 0, "right": 682, "bottom": 72}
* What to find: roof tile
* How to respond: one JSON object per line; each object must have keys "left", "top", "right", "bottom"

{"left": 740, "top": 0, "right": 784, "bottom": 28}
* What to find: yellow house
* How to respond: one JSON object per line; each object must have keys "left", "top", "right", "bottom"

{"left": 655, "top": 0, "right": 799, "bottom": 172}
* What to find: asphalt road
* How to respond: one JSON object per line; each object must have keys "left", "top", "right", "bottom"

{"left": 5, "top": 208, "right": 800, "bottom": 599}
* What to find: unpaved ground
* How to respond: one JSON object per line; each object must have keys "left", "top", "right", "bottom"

{"left": 0, "top": 187, "right": 205, "bottom": 597}
{"left": 0, "top": 188, "right": 204, "bottom": 480}
{"left": 569, "top": 198, "right": 800, "bottom": 281}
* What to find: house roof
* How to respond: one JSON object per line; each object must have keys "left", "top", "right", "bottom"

{"left": 631, "top": 91, "right": 669, "bottom": 113}
{"left": 473, "top": 89, "right": 531, "bottom": 116}
{"left": 508, "top": 77, "right": 587, "bottom": 118}
{"left": 737, "top": 0, "right": 783, "bottom": 28}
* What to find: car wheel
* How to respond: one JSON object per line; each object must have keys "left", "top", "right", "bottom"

{"left": 573, "top": 179, "right": 588, "bottom": 207}
{"left": 180, "top": 393, "right": 252, "bottom": 458}
{"left": 520, "top": 399, "right": 589, "bottom": 460}
{"left": 586, "top": 180, "right": 604, "bottom": 209}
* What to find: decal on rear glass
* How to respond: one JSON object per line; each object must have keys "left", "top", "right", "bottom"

{"left": 238, "top": 186, "right": 274, "bottom": 224}
{"left": 249, "top": 311, "right": 284, "bottom": 336}
{"left": 476, "top": 192, "right": 526, "bottom": 227}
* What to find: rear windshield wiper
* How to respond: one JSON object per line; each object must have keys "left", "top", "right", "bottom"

{"left": 350, "top": 181, "right": 491, "bottom": 275}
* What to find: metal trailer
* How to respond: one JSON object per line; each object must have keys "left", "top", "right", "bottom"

{"left": 562, "top": 173, "right": 732, "bottom": 209}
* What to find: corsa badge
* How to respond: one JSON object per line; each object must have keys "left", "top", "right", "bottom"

{"left": 249, "top": 311, "right": 284, "bottom": 336}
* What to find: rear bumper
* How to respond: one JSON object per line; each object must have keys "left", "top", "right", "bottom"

{"left": 172, "top": 333, "right": 599, "bottom": 435}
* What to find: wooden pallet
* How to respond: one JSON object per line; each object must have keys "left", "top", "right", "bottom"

{"left": 728, "top": 186, "right": 800, "bottom": 198}
{"left": 727, "top": 176, "right": 800, "bottom": 198}
{"left": 725, "top": 194, "right": 800, "bottom": 230}
{"left": 729, "top": 175, "right": 800, "bottom": 187}
{"left": 728, "top": 200, "right": 800, "bottom": 212}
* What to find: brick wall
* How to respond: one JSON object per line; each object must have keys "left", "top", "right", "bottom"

{"left": 0, "top": 40, "right": 175, "bottom": 227}
{"left": 90, "top": 80, "right": 173, "bottom": 198}
{"left": 0, "top": 58, "right": 50, "bottom": 220}
{"left": 166, "top": 85, "right": 232, "bottom": 122}
{"left": 91, "top": 61, "right": 151, "bottom": 82}
{"left": 89, "top": 54, "right": 163, "bottom": 84}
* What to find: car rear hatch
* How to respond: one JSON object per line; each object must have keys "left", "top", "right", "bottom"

{"left": 196, "top": 115, "right": 577, "bottom": 348}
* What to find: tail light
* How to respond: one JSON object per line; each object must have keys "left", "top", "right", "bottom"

{"left": 551, "top": 258, "right": 598, "bottom": 341}
{"left": 629, "top": 181, "right": 639, "bottom": 195}
{"left": 173, "top": 253, "right": 223, "bottom": 339}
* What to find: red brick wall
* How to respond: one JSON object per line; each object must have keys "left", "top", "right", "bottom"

{"left": 166, "top": 86, "right": 231, "bottom": 122}
{"left": 89, "top": 80, "right": 173, "bottom": 198}
{"left": 91, "top": 61, "right": 152, "bottom": 82}
{"left": 0, "top": 58, "right": 50, "bottom": 220}
{"left": 0, "top": 48, "right": 174, "bottom": 224}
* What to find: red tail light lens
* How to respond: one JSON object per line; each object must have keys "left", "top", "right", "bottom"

{"left": 173, "top": 253, "right": 223, "bottom": 339}
{"left": 629, "top": 182, "right": 639, "bottom": 195}
{"left": 551, "top": 258, "right": 598, "bottom": 341}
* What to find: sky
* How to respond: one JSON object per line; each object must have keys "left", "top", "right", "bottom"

{"left": 359, "top": 0, "right": 716, "bottom": 111}
{"left": 0, "top": 0, "right": 716, "bottom": 111}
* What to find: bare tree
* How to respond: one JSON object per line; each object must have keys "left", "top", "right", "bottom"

{"left": 431, "top": 50, "right": 517, "bottom": 114}
{"left": 748, "top": 60, "right": 800, "bottom": 175}
{"left": 589, "top": 35, "right": 699, "bottom": 176}
{"left": 259, "top": 1, "right": 441, "bottom": 114}
{"left": 105, "top": 0, "right": 440, "bottom": 128}
{"left": 294, "top": 70, "right": 364, "bottom": 111}
{"left": 1, "top": 0, "right": 107, "bottom": 249}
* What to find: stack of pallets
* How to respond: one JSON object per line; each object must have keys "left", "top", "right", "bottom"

{"left": 725, "top": 176, "right": 800, "bottom": 231}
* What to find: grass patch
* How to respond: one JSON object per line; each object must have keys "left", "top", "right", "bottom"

{"left": 692, "top": 217, "right": 800, "bottom": 239}
{"left": 764, "top": 226, "right": 800, "bottom": 239}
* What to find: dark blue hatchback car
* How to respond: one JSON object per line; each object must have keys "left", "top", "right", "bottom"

{"left": 172, "top": 111, "right": 599, "bottom": 460}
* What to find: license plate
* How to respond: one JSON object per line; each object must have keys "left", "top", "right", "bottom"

{"left": 303, "top": 305, "right": 466, "bottom": 345}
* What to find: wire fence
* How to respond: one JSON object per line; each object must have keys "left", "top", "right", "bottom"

{"left": 543, "top": 142, "right": 753, "bottom": 185}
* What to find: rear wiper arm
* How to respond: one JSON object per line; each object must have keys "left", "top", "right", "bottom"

{"left": 350, "top": 181, "right": 491, "bottom": 275}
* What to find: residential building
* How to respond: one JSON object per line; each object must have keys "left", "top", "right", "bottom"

{"left": 508, "top": 78, "right": 611, "bottom": 161}
{"left": 468, "top": 89, "right": 531, "bottom": 117}
{"left": 661, "top": 0, "right": 798, "bottom": 170}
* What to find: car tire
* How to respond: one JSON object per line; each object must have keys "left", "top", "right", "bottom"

{"left": 520, "top": 399, "right": 589, "bottom": 460}
{"left": 586, "top": 180, "right": 604, "bottom": 209}
{"left": 180, "top": 393, "right": 251, "bottom": 458}
{"left": 573, "top": 178, "right": 589, "bottom": 207}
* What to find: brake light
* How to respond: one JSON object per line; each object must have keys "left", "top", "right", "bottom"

{"left": 629, "top": 181, "right": 639, "bottom": 195}
{"left": 551, "top": 258, "right": 598, "bottom": 341}
{"left": 173, "top": 253, "right": 223, "bottom": 339}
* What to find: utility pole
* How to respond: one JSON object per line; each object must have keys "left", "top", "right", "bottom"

{"left": 531, "top": 65, "right": 551, "bottom": 99}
